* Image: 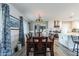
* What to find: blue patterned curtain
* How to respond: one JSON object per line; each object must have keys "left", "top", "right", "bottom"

{"left": 0, "top": 4, "right": 2, "bottom": 56}
{"left": 19, "top": 16, "right": 25, "bottom": 46}
{"left": 1, "top": 4, "right": 12, "bottom": 56}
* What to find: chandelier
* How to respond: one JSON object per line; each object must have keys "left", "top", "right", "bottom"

{"left": 35, "top": 15, "right": 44, "bottom": 25}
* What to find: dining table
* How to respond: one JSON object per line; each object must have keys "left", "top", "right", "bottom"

{"left": 26, "top": 35, "right": 54, "bottom": 56}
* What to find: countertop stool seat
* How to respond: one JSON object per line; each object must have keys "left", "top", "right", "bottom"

{"left": 71, "top": 36, "right": 79, "bottom": 56}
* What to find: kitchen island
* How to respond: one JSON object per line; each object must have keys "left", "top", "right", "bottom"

{"left": 59, "top": 32, "right": 79, "bottom": 50}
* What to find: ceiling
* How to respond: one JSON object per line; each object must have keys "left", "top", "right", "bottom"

{"left": 11, "top": 3, "right": 79, "bottom": 21}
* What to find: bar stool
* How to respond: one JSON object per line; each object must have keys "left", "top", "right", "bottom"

{"left": 71, "top": 35, "right": 79, "bottom": 56}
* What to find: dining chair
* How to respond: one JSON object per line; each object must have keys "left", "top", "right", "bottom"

{"left": 26, "top": 34, "right": 33, "bottom": 56}
{"left": 48, "top": 34, "right": 55, "bottom": 56}
{"left": 33, "top": 37, "right": 48, "bottom": 56}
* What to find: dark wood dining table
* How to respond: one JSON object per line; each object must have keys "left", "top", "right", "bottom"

{"left": 26, "top": 36, "right": 54, "bottom": 56}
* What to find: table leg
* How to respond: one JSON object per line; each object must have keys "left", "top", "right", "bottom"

{"left": 50, "top": 42, "right": 54, "bottom": 56}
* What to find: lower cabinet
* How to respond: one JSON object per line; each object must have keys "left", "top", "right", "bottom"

{"left": 59, "top": 33, "right": 74, "bottom": 50}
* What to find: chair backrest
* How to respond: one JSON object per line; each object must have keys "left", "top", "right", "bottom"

{"left": 32, "top": 36, "right": 48, "bottom": 55}
{"left": 26, "top": 33, "right": 32, "bottom": 39}
{"left": 71, "top": 35, "right": 79, "bottom": 42}
{"left": 29, "top": 32, "right": 32, "bottom": 38}
{"left": 33, "top": 36, "right": 48, "bottom": 42}
{"left": 26, "top": 33, "right": 31, "bottom": 42}
{"left": 33, "top": 36, "right": 48, "bottom": 49}
{"left": 49, "top": 34, "right": 55, "bottom": 41}
{"left": 35, "top": 32, "right": 43, "bottom": 37}
{"left": 26, "top": 34, "right": 30, "bottom": 39}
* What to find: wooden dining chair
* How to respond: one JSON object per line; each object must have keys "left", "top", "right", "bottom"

{"left": 48, "top": 34, "right": 55, "bottom": 56}
{"left": 26, "top": 34, "right": 33, "bottom": 56}
{"left": 33, "top": 37, "right": 48, "bottom": 56}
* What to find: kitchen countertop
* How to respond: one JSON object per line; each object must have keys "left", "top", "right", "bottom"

{"left": 66, "top": 32, "right": 79, "bottom": 36}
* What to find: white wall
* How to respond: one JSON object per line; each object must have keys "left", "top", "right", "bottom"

{"left": 23, "top": 20, "right": 29, "bottom": 42}
{"left": 23, "top": 20, "right": 29, "bottom": 35}
{"left": 72, "top": 21, "right": 79, "bottom": 29}
{"left": 48, "top": 20, "right": 54, "bottom": 31}
{"left": 9, "top": 4, "right": 23, "bottom": 19}
{"left": 61, "top": 21, "right": 72, "bottom": 33}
